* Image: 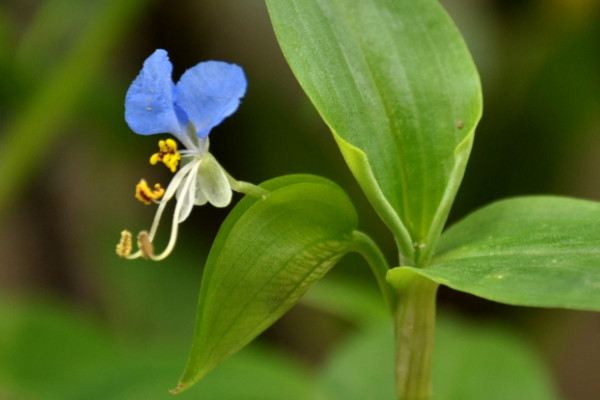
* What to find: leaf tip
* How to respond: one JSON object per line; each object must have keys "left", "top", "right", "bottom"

{"left": 169, "top": 382, "right": 186, "bottom": 395}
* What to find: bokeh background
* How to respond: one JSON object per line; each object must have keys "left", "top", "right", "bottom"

{"left": 0, "top": 0, "right": 599, "bottom": 399}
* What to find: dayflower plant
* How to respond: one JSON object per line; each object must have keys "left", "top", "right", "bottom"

{"left": 113, "top": 3, "right": 600, "bottom": 399}
{"left": 116, "top": 49, "right": 265, "bottom": 261}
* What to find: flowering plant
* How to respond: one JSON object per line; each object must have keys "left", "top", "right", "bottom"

{"left": 117, "top": 1, "right": 600, "bottom": 399}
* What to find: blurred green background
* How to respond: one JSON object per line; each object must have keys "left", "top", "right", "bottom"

{"left": 0, "top": 0, "right": 599, "bottom": 399}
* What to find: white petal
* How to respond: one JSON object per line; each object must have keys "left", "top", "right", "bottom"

{"left": 194, "top": 184, "right": 208, "bottom": 206}
{"left": 197, "top": 154, "right": 232, "bottom": 208}
{"left": 177, "top": 162, "right": 200, "bottom": 223}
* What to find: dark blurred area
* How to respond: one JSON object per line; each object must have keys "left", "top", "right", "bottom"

{"left": 0, "top": 0, "right": 598, "bottom": 399}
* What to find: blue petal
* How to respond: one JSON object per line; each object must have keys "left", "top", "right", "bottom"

{"left": 175, "top": 61, "right": 247, "bottom": 138}
{"left": 125, "top": 49, "right": 186, "bottom": 136}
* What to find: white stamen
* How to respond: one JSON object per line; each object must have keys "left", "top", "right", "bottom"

{"left": 147, "top": 161, "right": 196, "bottom": 242}
{"left": 149, "top": 159, "right": 199, "bottom": 261}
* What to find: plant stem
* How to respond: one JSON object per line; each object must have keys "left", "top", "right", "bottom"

{"left": 225, "top": 171, "right": 270, "bottom": 199}
{"left": 351, "top": 230, "right": 396, "bottom": 312}
{"left": 394, "top": 273, "right": 438, "bottom": 400}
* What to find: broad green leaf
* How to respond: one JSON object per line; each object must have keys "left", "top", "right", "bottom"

{"left": 388, "top": 196, "right": 600, "bottom": 310}
{"left": 0, "top": 299, "right": 119, "bottom": 400}
{"left": 173, "top": 175, "right": 358, "bottom": 393}
{"left": 265, "top": 0, "right": 482, "bottom": 264}
{"left": 313, "top": 315, "right": 559, "bottom": 400}
{"left": 431, "top": 315, "right": 560, "bottom": 400}
{"left": 187, "top": 345, "right": 311, "bottom": 400}
{"left": 0, "top": 298, "right": 311, "bottom": 400}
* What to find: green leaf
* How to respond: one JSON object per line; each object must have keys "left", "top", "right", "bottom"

{"left": 388, "top": 196, "right": 600, "bottom": 310}
{"left": 188, "top": 346, "right": 312, "bottom": 400}
{"left": 173, "top": 174, "right": 358, "bottom": 393}
{"left": 0, "top": 297, "right": 311, "bottom": 400}
{"left": 265, "top": 0, "right": 482, "bottom": 264}
{"left": 431, "top": 315, "right": 561, "bottom": 400}
{"left": 0, "top": 299, "right": 119, "bottom": 400}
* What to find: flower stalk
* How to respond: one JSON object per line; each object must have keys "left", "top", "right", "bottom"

{"left": 350, "top": 230, "right": 396, "bottom": 312}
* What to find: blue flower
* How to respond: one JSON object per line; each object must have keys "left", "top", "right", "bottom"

{"left": 125, "top": 49, "right": 247, "bottom": 147}
{"left": 117, "top": 49, "right": 263, "bottom": 261}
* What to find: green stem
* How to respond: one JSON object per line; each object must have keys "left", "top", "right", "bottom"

{"left": 225, "top": 172, "right": 270, "bottom": 199}
{"left": 394, "top": 273, "right": 438, "bottom": 400}
{"left": 350, "top": 230, "right": 396, "bottom": 312}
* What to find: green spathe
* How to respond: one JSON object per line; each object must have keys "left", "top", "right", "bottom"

{"left": 173, "top": 175, "right": 359, "bottom": 392}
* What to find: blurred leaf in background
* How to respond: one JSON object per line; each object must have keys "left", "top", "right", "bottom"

{"left": 0, "top": 283, "right": 561, "bottom": 400}
{"left": 0, "top": 0, "right": 599, "bottom": 399}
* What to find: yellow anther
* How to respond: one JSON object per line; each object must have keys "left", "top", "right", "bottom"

{"left": 137, "top": 231, "right": 154, "bottom": 259}
{"left": 150, "top": 139, "right": 181, "bottom": 173}
{"left": 135, "top": 179, "right": 165, "bottom": 205}
{"left": 116, "top": 230, "right": 133, "bottom": 258}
